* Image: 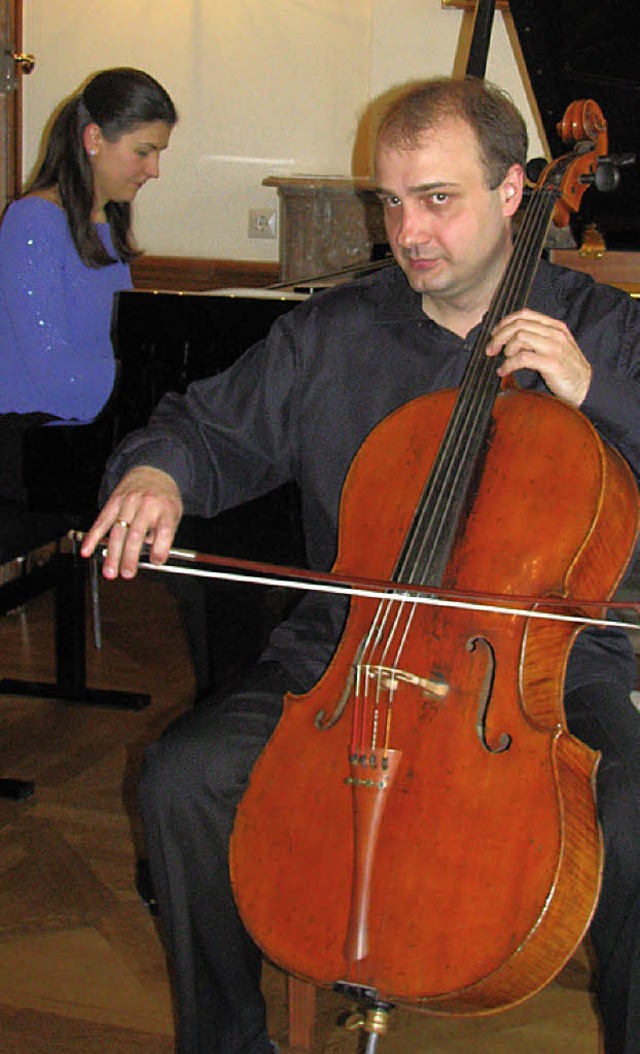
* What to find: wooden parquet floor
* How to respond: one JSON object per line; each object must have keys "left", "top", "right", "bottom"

{"left": 0, "top": 571, "right": 602, "bottom": 1053}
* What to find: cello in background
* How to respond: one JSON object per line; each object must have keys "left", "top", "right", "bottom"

{"left": 229, "top": 95, "right": 639, "bottom": 1052}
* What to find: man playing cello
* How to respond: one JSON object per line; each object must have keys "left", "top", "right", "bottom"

{"left": 82, "top": 77, "right": 640, "bottom": 1053}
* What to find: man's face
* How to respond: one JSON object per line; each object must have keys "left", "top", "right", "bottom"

{"left": 373, "top": 117, "right": 522, "bottom": 315}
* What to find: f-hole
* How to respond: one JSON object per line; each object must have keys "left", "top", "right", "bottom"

{"left": 466, "top": 636, "right": 512, "bottom": 754}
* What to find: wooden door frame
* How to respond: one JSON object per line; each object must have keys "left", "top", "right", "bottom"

{"left": 1, "top": 0, "right": 24, "bottom": 207}
{"left": 11, "top": 0, "right": 22, "bottom": 195}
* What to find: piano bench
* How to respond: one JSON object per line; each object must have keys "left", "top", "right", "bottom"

{"left": 0, "top": 501, "right": 151, "bottom": 801}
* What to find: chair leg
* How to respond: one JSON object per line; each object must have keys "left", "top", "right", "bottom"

{"left": 288, "top": 975, "right": 316, "bottom": 1052}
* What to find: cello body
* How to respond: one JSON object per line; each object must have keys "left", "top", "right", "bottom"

{"left": 230, "top": 386, "right": 639, "bottom": 1013}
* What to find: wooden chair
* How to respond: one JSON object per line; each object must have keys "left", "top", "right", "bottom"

{"left": 288, "top": 976, "right": 316, "bottom": 1052}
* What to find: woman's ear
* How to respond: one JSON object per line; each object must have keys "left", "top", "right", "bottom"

{"left": 82, "top": 122, "right": 102, "bottom": 158}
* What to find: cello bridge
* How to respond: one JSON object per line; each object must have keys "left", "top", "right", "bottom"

{"left": 364, "top": 664, "right": 448, "bottom": 699}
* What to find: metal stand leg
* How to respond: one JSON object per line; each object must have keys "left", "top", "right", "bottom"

{"left": 363, "top": 1033, "right": 382, "bottom": 1054}
{"left": 0, "top": 539, "right": 149, "bottom": 710}
{"left": 89, "top": 554, "right": 103, "bottom": 650}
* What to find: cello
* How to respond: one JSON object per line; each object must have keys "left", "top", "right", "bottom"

{"left": 228, "top": 97, "right": 640, "bottom": 1047}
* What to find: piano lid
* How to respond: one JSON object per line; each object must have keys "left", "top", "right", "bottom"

{"left": 508, "top": 0, "right": 640, "bottom": 249}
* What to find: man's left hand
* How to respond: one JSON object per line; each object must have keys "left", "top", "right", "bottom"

{"left": 487, "top": 308, "right": 592, "bottom": 408}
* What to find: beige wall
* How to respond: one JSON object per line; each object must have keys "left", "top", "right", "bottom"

{"left": 22, "top": 0, "right": 543, "bottom": 261}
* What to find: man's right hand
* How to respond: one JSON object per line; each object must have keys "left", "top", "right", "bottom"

{"left": 80, "top": 466, "right": 184, "bottom": 579}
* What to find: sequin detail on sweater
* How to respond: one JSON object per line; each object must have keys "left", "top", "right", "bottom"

{"left": 0, "top": 196, "right": 131, "bottom": 420}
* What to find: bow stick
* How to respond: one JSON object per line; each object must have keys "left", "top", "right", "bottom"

{"left": 72, "top": 532, "right": 640, "bottom": 631}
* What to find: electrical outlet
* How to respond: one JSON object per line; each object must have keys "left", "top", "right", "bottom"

{"left": 248, "top": 207, "right": 277, "bottom": 239}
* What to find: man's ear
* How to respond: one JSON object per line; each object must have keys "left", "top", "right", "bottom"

{"left": 500, "top": 163, "right": 525, "bottom": 217}
{"left": 82, "top": 122, "right": 103, "bottom": 158}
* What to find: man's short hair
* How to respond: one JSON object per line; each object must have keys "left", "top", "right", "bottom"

{"left": 376, "top": 76, "right": 528, "bottom": 189}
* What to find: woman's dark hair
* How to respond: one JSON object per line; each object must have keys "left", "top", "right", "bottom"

{"left": 26, "top": 67, "right": 177, "bottom": 268}
{"left": 377, "top": 76, "right": 528, "bottom": 190}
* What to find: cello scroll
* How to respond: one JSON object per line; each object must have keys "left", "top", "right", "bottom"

{"left": 535, "top": 98, "right": 630, "bottom": 229}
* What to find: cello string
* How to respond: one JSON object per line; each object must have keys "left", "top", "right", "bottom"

{"left": 337, "top": 595, "right": 425, "bottom": 756}
{"left": 363, "top": 594, "right": 417, "bottom": 675}
{"left": 347, "top": 591, "right": 417, "bottom": 742}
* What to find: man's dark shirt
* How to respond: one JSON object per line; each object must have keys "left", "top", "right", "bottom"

{"left": 104, "top": 259, "right": 640, "bottom": 693}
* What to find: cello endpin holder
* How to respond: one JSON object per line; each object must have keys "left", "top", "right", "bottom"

{"left": 345, "top": 1004, "right": 391, "bottom": 1036}
{"left": 335, "top": 983, "right": 394, "bottom": 1051}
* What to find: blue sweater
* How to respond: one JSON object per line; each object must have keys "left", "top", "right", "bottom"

{"left": 0, "top": 196, "right": 131, "bottom": 421}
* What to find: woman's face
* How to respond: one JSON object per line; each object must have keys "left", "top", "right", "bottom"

{"left": 86, "top": 120, "right": 173, "bottom": 216}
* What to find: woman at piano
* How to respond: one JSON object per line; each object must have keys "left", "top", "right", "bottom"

{"left": 0, "top": 66, "right": 177, "bottom": 500}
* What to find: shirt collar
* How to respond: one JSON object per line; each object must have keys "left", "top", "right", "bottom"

{"left": 375, "top": 264, "right": 426, "bottom": 323}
